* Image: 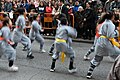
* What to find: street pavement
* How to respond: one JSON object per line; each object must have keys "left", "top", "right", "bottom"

{"left": 0, "top": 39, "right": 114, "bottom": 80}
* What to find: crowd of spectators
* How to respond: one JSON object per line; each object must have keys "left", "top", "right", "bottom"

{"left": 0, "top": 0, "right": 120, "bottom": 39}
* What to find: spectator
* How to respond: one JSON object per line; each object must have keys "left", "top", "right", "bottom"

{"left": 59, "top": 0, "right": 71, "bottom": 25}
{"left": 59, "top": 0, "right": 69, "bottom": 17}
{"left": 16, "top": 0, "right": 22, "bottom": 8}
{"left": 44, "top": 1, "right": 53, "bottom": 28}
{"left": 4, "top": 0, "right": 13, "bottom": 12}
{"left": 111, "top": 0, "right": 120, "bottom": 10}
{"left": 97, "top": 7, "right": 104, "bottom": 21}
{"left": 28, "top": 1, "right": 35, "bottom": 12}
{"left": 45, "top": 1, "right": 53, "bottom": 13}
{"left": 78, "top": 0, "right": 85, "bottom": 8}
{"left": 12, "top": 1, "right": 18, "bottom": 11}
{"left": 34, "top": 0, "right": 39, "bottom": 8}
{"left": 0, "top": 1, "right": 4, "bottom": 12}
{"left": 104, "top": 0, "right": 113, "bottom": 12}
{"left": 97, "top": 0, "right": 103, "bottom": 9}
{"left": 37, "top": 1, "right": 45, "bottom": 14}
{"left": 52, "top": 2, "right": 60, "bottom": 15}
{"left": 52, "top": 2, "right": 60, "bottom": 27}
{"left": 22, "top": 0, "right": 30, "bottom": 12}
{"left": 73, "top": 1, "right": 80, "bottom": 13}
{"left": 113, "top": 8, "right": 120, "bottom": 28}
{"left": 69, "top": 0, "right": 74, "bottom": 6}
{"left": 74, "top": 6, "right": 84, "bottom": 38}
{"left": 100, "top": 0, "right": 107, "bottom": 6}
{"left": 37, "top": 1, "right": 46, "bottom": 27}
{"left": 82, "top": 2, "right": 97, "bottom": 40}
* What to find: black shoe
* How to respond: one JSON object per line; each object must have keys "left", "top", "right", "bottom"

{"left": 50, "top": 63, "right": 55, "bottom": 72}
{"left": 50, "top": 59, "right": 56, "bottom": 72}
{"left": 22, "top": 47, "right": 27, "bottom": 51}
{"left": 86, "top": 72, "right": 92, "bottom": 79}
{"left": 91, "top": 48, "right": 94, "bottom": 52}
{"left": 49, "top": 51, "right": 53, "bottom": 56}
{"left": 27, "top": 54, "right": 34, "bottom": 59}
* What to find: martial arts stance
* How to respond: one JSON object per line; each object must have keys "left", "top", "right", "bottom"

{"left": 49, "top": 19, "right": 61, "bottom": 55}
{"left": 29, "top": 14, "right": 46, "bottom": 53}
{"left": 84, "top": 13, "right": 106, "bottom": 60}
{"left": 12, "top": 8, "right": 34, "bottom": 59}
{"left": 0, "top": 19, "right": 18, "bottom": 71}
{"left": 49, "top": 13, "right": 66, "bottom": 55}
{"left": 49, "top": 19, "right": 72, "bottom": 55}
{"left": 86, "top": 12, "right": 120, "bottom": 79}
{"left": 50, "top": 17, "right": 77, "bottom": 73}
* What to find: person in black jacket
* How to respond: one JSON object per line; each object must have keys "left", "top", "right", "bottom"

{"left": 28, "top": 2, "right": 36, "bottom": 12}
{"left": 82, "top": 2, "right": 97, "bottom": 40}
{"left": 74, "top": 6, "right": 84, "bottom": 38}
{"left": 59, "top": 0, "right": 71, "bottom": 26}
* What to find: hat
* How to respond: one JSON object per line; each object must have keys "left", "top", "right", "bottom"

{"left": 78, "top": 6, "right": 83, "bottom": 10}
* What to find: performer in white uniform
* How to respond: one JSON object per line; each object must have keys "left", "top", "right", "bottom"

{"left": 12, "top": 8, "right": 34, "bottom": 59}
{"left": 0, "top": 19, "right": 18, "bottom": 71}
{"left": 29, "top": 14, "right": 46, "bottom": 53}
{"left": 50, "top": 17, "right": 77, "bottom": 73}
{"left": 86, "top": 12, "right": 120, "bottom": 79}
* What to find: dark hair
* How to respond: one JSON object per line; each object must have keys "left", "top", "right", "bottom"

{"left": 3, "top": 19, "right": 9, "bottom": 26}
{"left": 17, "top": 8, "right": 25, "bottom": 15}
{"left": 87, "top": 2, "right": 91, "bottom": 6}
{"left": 53, "top": 13, "right": 66, "bottom": 20}
{"left": 60, "top": 0, "right": 64, "bottom": 3}
{"left": 60, "top": 17, "right": 68, "bottom": 25}
{"left": 104, "top": 11, "right": 114, "bottom": 20}
{"left": 59, "top": 13, "right": 66, "bottom": 19}
{"left": 3, "top": 13, "right": 8, "bottom": 18}
{"left": 98, "top": 13, "right": 106, "bottom": 24}
{"left": 33, "top": 14, "right": 38, "bottom": 20}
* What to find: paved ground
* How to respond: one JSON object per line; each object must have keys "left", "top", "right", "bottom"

{"left": 0, "top": 39, "right": 114, "bottom": 80}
